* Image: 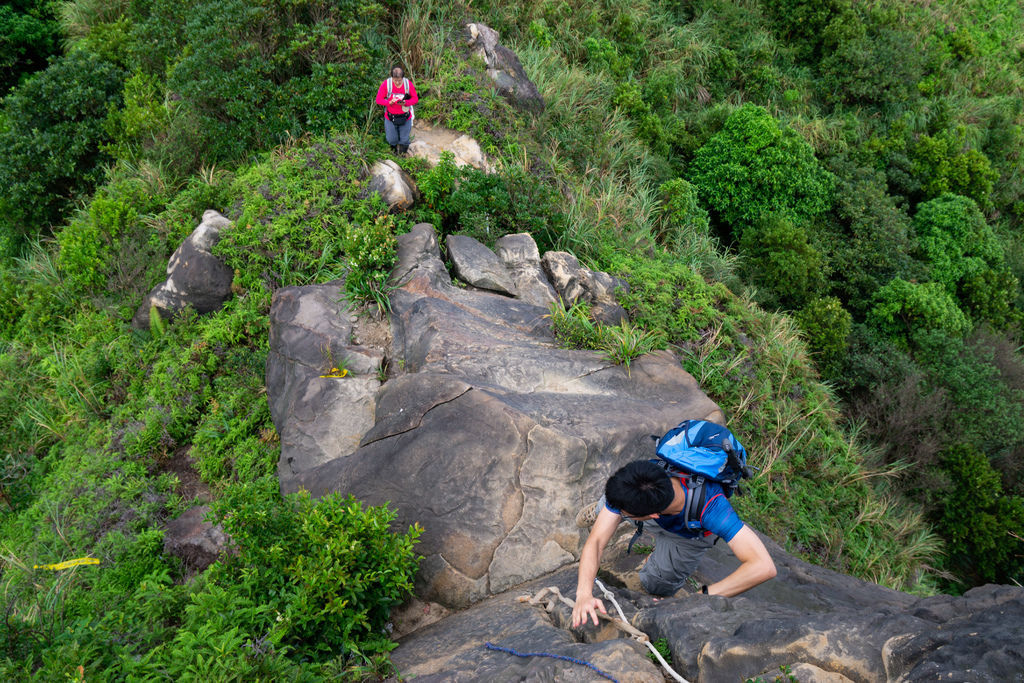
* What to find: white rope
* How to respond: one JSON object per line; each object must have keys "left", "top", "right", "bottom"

{"left": 593, "top": 579, "right": 690, "bottom": 683}
{"left": 519, "top": 582, "right": 691, "bottom": 683}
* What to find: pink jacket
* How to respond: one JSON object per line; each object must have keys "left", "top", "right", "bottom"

{"left": 375, "top": 78, "right": 419, "bottom": 117}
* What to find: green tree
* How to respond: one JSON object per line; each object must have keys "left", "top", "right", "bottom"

{"left": 739, "top": 214, "right": 825, "bottom": 310}
{"left": 688, "top": 104, "right": 835, "bottom": 234}
{"left": 938, "top": 444, "right": 1024, "bottom": 587}
{"left": 0, "top": 0, "right": 60, "bottom": 94}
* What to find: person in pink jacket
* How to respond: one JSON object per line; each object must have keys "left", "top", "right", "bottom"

{"left": 375, "top": 66, "right": 418, "bottom": 156}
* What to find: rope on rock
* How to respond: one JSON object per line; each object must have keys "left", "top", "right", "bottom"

{"left": 594, "top": 578, "right": 690, "bottom": 683}
{"left": 483, "top": 642, "right": 620, "bottom": 683}
{"left": 513, "top": 582, "right": 691, "bottom": 683}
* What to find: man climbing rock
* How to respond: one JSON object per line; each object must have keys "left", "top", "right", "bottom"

{"left": 572, "top": 459, "right": 776, "bottom": 627}
{"left": 375, "top": 66, "right": 418, "bottom": 156}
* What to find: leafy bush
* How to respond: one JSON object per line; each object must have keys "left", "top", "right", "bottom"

{"left": 868, "top": 278, "right": 971, "bottom": 347}
{"left": 795, "top": 296, "right": 851, "bottom": 379}
{"left": 688, "top": 104, "right": 835, "bottom": 234}
{"left": 128, "top": 0, "right": 389, "bottom": 167}
{"left": 548, "top": 300, "right": 603, "bottom": 350}
{"left": 818, "top": 24, "right": 925, "bottom": 108}
{"left": 209, "top": 486, "right": 421, "bottom": 661}
{"left": 819, "top": 157, "right": 922, "bottom": 314}
{"left": 911, "top": 130, "right": 998, "bottom": 210}
{"left": 912, "top": 193, "right": 1017, "bottom": 324}
{"left": 344, "top": 210, "right": 399, "bottom": 314}
{"left": 656, "top": 178, "right": 711, "bottom": 250}
{"left": 0, "top": 49, "right": 124, "bottom": 252}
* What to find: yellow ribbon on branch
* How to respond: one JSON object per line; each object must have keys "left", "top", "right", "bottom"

{"left": 33, "top": 557, "right": 100, "bottom": 571}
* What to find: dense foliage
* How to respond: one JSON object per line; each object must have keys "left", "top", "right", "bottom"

{"left": 3, "top": 0, "right": 1024, "bottom": 677}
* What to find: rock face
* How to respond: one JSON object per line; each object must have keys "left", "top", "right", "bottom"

{"left": 132, "top": 210, "right": 234, "bottom": 329}
{"left": 392, "top": 533, "right": 1024, "bottom": 682}
{"left": 368, "top": 159, "right": 419, "bottom": 211}
{"left": 266, "top": 281, "right": 384, "bottom": 488}
{"left": 465, "top": 23, "right": 545, "bottom": 113}
{"left": 281, "top": 223, "right": 721, "bottom": 607}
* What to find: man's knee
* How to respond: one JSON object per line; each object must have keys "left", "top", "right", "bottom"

{"left": 639, "top": 566, "right": 685, "bottom": 597}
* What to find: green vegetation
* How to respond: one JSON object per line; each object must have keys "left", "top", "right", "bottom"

{"left": 3, "top": 0, "right": 1024, "bottom": 676}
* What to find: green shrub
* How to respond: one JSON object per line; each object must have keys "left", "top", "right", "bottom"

{"left": 688, "top": 104, "right": 835, "bottom": 234}
{"left": 656, "top": 178, "right": 711, "bottom": 250}
{"left": 818, "top": 26, "right": 925, "bottom": 108}
{"left": 820, "top": 158, "right": 922, "bottom": 314}
{"left": 739, "top": 215, "right": 825, "bottom": 310}
{"left": 548, "top": 300, "right": 603, "bottom": 350}
{"left": 938, "top": 443, "right": 1024, "bottom": 587}
{"left": 912, "top": 193, "right": 1018, "bottom": 326}
{"left": 208, "top": 485, "right": 421, "bottom": 662}
{"left": 795, "top": 296, "right": 851, "bottom": 378}
{"left": 344, "top": 210, "right": 399, "bottom": 314}
{"left": 868, "top": 279, "right": 971, "bottom": 347}
{"left": 0, "top": 49, "right": 124, "bottom": 252}
{"left": 911, "top": 129, "right": 998, "bottom": 210}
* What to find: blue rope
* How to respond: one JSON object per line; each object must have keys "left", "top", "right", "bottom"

{"left": 484, "top": 642, "right": 620, "bottom": 683}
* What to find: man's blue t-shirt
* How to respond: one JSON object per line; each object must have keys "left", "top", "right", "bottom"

{"left": 604, "top": 476, "right": 744, "bottom": 542}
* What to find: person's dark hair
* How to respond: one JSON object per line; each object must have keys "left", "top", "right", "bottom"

{"left": 605, "top": 460, "right": 673, "bottom": 517}
{"left": 391, "top": 66, "right": 404, "bottom": 78}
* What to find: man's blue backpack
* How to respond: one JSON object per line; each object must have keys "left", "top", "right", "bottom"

{"left": 655, "top": 419, "right": 752, "bottom": 495}
{"left": 645, "top": 419, "right": 754, "bottom": 537}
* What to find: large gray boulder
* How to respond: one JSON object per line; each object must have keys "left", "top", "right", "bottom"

{"left": 465, "top": 23, "right": 545, "bottom": 113}
{"left": 284, "top": 223, "right": 722, "bottom": 607}
{"left": 266, "top": 281, "right": 384, "bottom": 487}
{"left": 368, "top": 159, "right": 419, "bottom": 211}
{"left": 445, "top": 234, "right": 515, "bottom": 295}
{"left": 132, "top": 210, "right": 234, "bottom": 329}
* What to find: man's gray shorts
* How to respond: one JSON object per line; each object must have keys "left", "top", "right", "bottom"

{"left": 597, "top": 496, "right": 715, "bottom": 597}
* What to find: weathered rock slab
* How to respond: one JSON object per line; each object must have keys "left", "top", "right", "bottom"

{"left": 266, "top": 281, "right": 383, "bottom": 488}
{"left": 495, "top": 232, "right": 558, "bottom": 307}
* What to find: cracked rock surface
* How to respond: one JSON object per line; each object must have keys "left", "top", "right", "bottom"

{"left": 281, "top": 223, "right": 722, "bottom": 607}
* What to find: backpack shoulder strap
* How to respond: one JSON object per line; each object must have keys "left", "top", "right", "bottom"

{"left": 386, "top": 78, "right": 392, "bottom": 97}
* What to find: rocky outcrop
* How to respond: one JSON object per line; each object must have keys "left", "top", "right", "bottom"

{"left": 131, "top": 210, "right": 234, "bottom": 329}
{"left": 392, "top": 532, "right": 1024, "bottom": 682}
{"left": 465, "top": 23, "right": 545, "bottom": 113}
{"left": 368, "top": 159, "right": 419, "bottom": 211}
{"left": 280, "top": 223, "right": 721, "bottom": 607}
{"left": 265, "top": 281, "right": 384, "bottom": 488}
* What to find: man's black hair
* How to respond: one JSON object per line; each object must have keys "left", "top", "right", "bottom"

{"left": 391, "top": 66, "right": 404, "bottom": 78}
{"left": 605, "top": 460, "right": 673, "bottom": 517}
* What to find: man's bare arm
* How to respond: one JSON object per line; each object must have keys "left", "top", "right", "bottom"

{"left": 571, "top": 507, "right": 621, "bottom": 627}
{"left": 707, "top": 524, "right": 776, "bottom": 597}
